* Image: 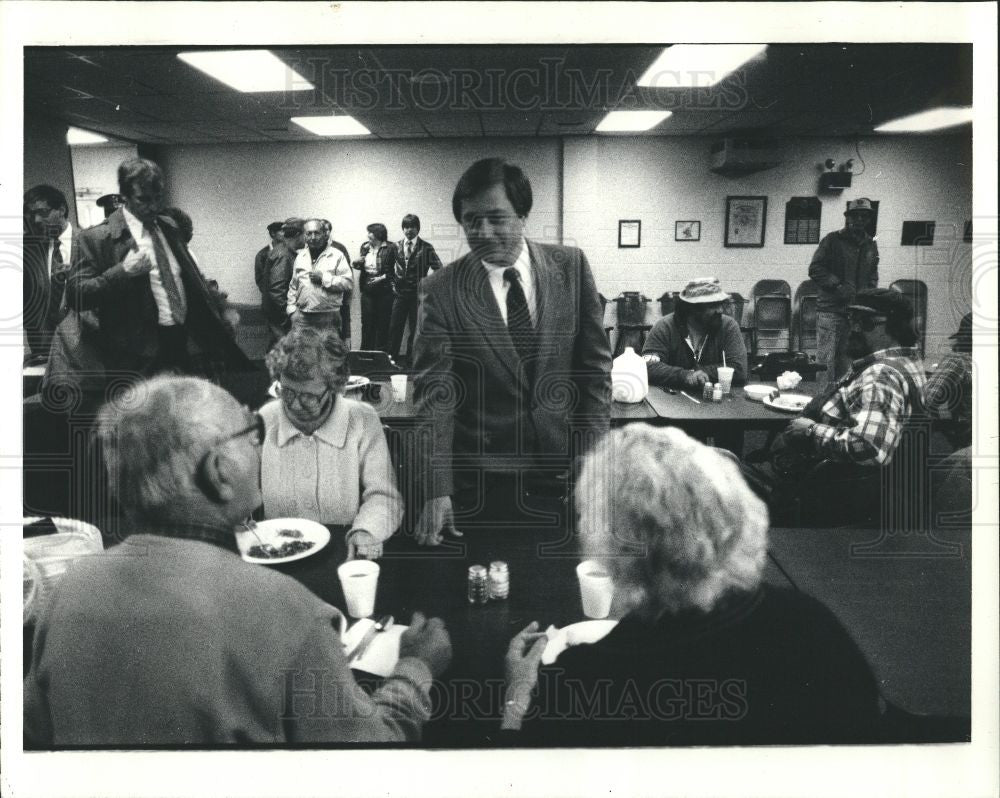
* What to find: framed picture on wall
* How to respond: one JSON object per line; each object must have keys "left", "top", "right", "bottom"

{"left": 724, "top": 196, "right": 767, "bottom": 248}
{"left": 675, "top": 221, "right": 701, "bottom": 242}
{"left": 618, "top": 219, "right": 641, "bottom": 248}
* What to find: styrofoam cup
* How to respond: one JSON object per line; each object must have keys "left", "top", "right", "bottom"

{"left": 390, "top": 374, "right": 408, "bottom": 402}
{"left": 337, "top": 560, "right": 380, "bottom": 618}
{"left": 576, "top": 560, "right": 614, "bottom": 619}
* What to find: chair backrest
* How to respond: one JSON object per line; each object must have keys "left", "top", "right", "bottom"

{"left": 657, "top": 291, "right": 676, "bottom": 317}
{"left": 751, "top": 279, "right": 791, "bottom": 299}
{"left": 725, "top": 292, "right": 746, "bottom": 325}
{"left": 793, "top": 279, "right": 818, "bottom": 305}
{"left": 754, "top": 296, "right": 791, "bottom": 329}
{"left": 615, "top": 292, "right": 650, "bottom": 326}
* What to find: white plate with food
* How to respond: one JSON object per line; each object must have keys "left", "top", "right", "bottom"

{"left": 744, "top": 384, "right": 777, "bottom": 403}
{"left": 763, "top": 392, "right": 812, "bottom": 414}
{"left": 541, "top": 620, "right": 618, "bottom": 665}
{"left": 236, "top": 518, "right": 330, "bottom": 564}
{"left": 343, "top": 375, "right": 371, "bottom": 392}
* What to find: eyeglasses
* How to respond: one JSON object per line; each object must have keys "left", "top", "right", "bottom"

{"left": 275, "top": 384, "right": 331, "bottom": 411}
{"left": 849, "top": 312, "right": 888, "bottom": 332}
{"left": 215, "top": 413, "right": 266, "bottom": 448}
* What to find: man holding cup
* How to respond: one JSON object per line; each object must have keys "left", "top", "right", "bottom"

{"left": 642, "top": 277, "right": 748, "bottom": 393}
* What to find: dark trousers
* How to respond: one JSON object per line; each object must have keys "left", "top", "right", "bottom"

{"left": 388, "top": 292, "right": 419, "bottom": 359}
{"left": 360, "top": 291, "right": 394, "bottom": 351}
{"left": 152, "top": 325, "right": 191, "bottom": 375}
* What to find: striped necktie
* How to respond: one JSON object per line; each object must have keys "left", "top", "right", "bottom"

{"left": 503, "top": 267, "right": 536, "bottom": 375}
{"left": 144, "top": 220, "right": 187, "bottom": 325}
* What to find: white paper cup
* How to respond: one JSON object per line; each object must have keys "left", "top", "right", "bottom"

{"left": 337, "top": 560, "right": 380, "bottom": 618}
{"left": 390, "top": 374, "right": 408, "bottom": 402}
{"left": 576, "top": 560, "right": 614, "bottom": 619}
{"left": 717, "top": 366, "right": 735, "bottom": 395}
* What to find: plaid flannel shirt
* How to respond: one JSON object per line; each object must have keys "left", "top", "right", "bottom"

{"left": 804, "top": 347, "right": 925, "bottom": 465}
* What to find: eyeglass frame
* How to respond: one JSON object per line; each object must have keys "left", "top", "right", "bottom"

{"left": 275, "top": 383, "right": 333, "bottom": 410}
{"left": 195, "top": 412, "right": 265, "bottom": 493}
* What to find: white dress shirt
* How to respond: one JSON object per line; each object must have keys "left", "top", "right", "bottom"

{"left": 122, "top": 206, "right": 187, "bottom": 327}
{"left": 481, "top": 238, "right": 537, "bottom": 325}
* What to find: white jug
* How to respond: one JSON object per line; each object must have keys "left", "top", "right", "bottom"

{"left": 611, "top": 346, "right": 648, "bottom": 403}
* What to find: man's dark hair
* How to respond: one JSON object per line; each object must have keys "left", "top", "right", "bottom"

{"left": 24, "top": 184, "right": 69, "bottom": 215}
{"left": 267, "top": 221, "right": 284, "bottom": 236}
{"left": 366, "top": 223, "right": 388, "bottom": 242}
{"left": 118, "top": 158, "right": 164, "bottom": 197}
{"left": 321, "top": 219, "right": 332, "bottom": 234}
{"left": 162, "top": 207, "right": 193, "bottom": 244}
{"left": 451, "top": 158, "right": 533, "bottom": 223}
{"left": 401, "top": 214, "right": 421, "bottom": 231}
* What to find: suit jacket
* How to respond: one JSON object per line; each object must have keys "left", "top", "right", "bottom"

{"left": 23, "top": 228, "right": 76, "bottom": 359}
{"left": 412, "top": 240, "right": 612, "bottom": 497}
{"left": 393, "top": 237, "right": 443, "bottom": 296}
{"left": 61, "top": 208, "right": 249, "bottom": 375}
{"left": 260, "top": 242, "right": 296, "bottom": 326}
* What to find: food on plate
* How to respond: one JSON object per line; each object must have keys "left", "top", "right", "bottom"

{"left": 277, "top": 528, "right": 304, "bottom": 539}
{"left": 247, "top": 540, "right": 315, "bottom": 559}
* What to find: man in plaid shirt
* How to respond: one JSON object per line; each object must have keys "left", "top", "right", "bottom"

{"left": 744, "top": 289, "right": 925, "bottom": 523}
{"left": 783, "top": 289, "right": 926, "bottom": 465}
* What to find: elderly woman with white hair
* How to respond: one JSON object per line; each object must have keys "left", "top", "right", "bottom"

{"left": 502, "top": 425, "right": 879, "bottom": 745}
{"left": 261, "top": 326, "right": 402, "bottom": 559}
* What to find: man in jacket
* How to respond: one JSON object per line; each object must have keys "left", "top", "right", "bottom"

{"left": 260, "top": 218, "right": 303, "bottom": 344}
{"left": 411, "top": 158, "right": 612, "bottom": 544}
{"left": 808, "top": 197, "right": 880, "bottom": 385}
{"left": 286, "top": 218, "right": 353, "bottom": 331}
{"left": 389, "top": 213, "right": 443, "bottom": 362}
{"left": 254, "top": 221, "right": 283, "bottom": 299}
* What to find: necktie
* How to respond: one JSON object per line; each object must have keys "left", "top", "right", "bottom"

{"left": 406, "top": 240, "right": 413, "bottom": 262}
{"left": 144, "top": 220, "right": 186, "bottom": 325}
{"left": 50, "top": 240, "right": 64, "bottom": 272}
{"left": 504, "top": 267, "right": 536, "bottom": 373}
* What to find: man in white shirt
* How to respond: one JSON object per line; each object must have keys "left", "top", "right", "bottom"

{"left": 23, "top": 184, "right": 75, "bottom": 359}
{"left": 286, "top": 218, "right": 354, "bottom": 331}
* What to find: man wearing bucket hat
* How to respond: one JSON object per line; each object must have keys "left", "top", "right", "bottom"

{"left": 642, "top": 277, "right": 748, "bottom": 392}
{"left": 808, "top": 198, "right": 880, "bottom": 385}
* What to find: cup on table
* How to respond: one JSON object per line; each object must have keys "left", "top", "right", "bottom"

{"left": 717, "top": 366, "right": 735, "bottom": 395}
{"left": 576, "top": 560, "right": 614, "bottom": 619}
{"left": 337, "top": 560, "right": 380, "bottom": 618}
{"left": 390, "top": 374, "right": 408, "bottom": 402}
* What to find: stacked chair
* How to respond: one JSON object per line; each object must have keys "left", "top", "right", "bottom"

{"left": 612, "top": 292, "right": 652, "bottom": 358}
{"left": 749, "top": 279, "right": 792, "bottom": 356}
{"left": 793, "top": 279, "right": 819, "bottom": 359}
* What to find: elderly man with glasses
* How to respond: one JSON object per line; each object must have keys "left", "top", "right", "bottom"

{"left": 24, "top": 375, "right": 450, "bottom": 746}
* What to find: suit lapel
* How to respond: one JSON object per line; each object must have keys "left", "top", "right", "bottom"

{"left": 453, "top": 254, "right": 524, "bottom": 386}
{"left": 525, "top": 239, "right": 566, "bottom": 374}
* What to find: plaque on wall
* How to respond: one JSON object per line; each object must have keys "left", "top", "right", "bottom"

{"left": 784, "top": 197, "right": 822, "bottom": 244}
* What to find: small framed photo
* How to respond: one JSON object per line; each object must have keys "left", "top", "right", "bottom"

{"left": 675, "top": 220, "right": 701, "bottom": 242}
{"left": 724, "top": 196, "right": 767, "bottom": 248}
{"left": 618, "top": 219, "right": 641, "bottom": 248}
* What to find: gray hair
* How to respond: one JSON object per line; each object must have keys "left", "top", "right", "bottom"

{"left": 576, "top": 425, "right": 769, "bottom": 618}
{"left": 265, "top": 327, "right": 350, "bottom": 391}
{"left": 97, "top": 376, "right": 241, "bottom": 523}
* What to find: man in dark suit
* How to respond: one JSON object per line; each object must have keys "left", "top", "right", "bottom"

{"left": 23, "top": 185, "right": 76, "bottom": 361}
{"left": 254, "top": 221, "right": 283, "bottom": 300}
{"left": 411, "top": 158, "right": 612, "bottom": 544}
{"left": 53, "top": 157, "right": 249, "bottom": 395}
{"left": 388, "top": 213, "right": 443, "bottom": 362}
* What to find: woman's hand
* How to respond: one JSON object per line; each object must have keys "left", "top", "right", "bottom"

{"left": 346, "top": 529, "right": 382, "bottom": 560}
{"left": 501, "top": 621, "right": 549, "bottom": 730}
{"left": 414, "top": 496, "right": 463, "bottom": 546}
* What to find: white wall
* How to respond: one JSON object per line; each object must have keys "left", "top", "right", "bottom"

{"left": 564, "top": 134, "right": 973, "bottom": 362}
{"left": 158, "top": 132, "right": 971, "bottom": 362}
{"left": 157, "top": 137, "right": 562, "bottom": 343}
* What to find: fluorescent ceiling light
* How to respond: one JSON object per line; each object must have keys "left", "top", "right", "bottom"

{"left": 596, "top": 110, "right": 672, "bottom": 132}
{"left": 638, "top": 45, "right": 768, "bottom": 89}
{"left": 291, "top": 115, "right": 371, "bottom": 137}
{"left": 874, "top": 107, "right": 973, "bottom": 133}
{"left": 177, "top": 50, "right": 314, "bottom": 93}
{"left": 66, "top": 127, "right": 108, "bottom": 145}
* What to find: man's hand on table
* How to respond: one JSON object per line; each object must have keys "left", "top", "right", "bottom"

{"left": 399, "top": 611, "right": 452, "bottom": 678}
{"left": 684, "top": 369, "right": 710, "bottom": 390}
{"left": 346, "top": 529, "right": 382, "bottom": 560}
{"left": 785, "top": 417, "right": 816, "bottom": 440}
{"left": 414, "top": 496, "right": 463, "bottom": 546}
